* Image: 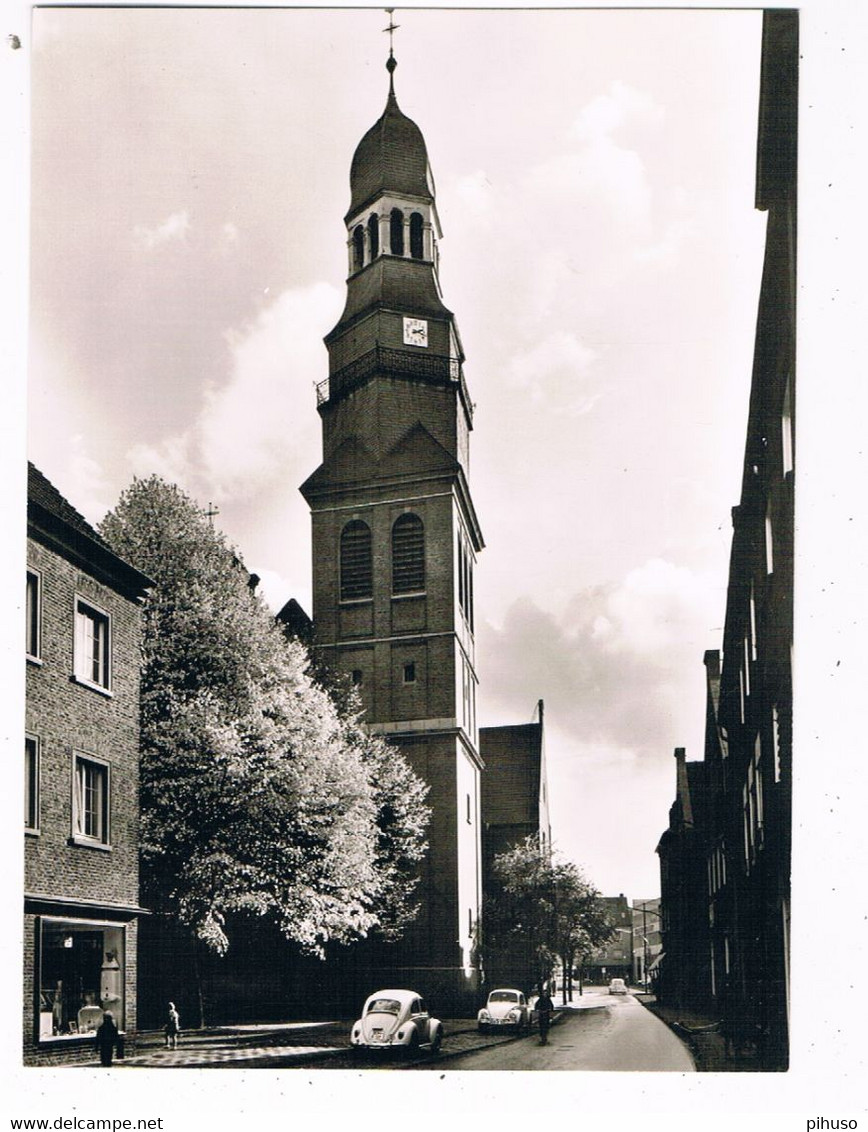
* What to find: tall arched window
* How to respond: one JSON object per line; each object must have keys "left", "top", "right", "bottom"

{"left": 409, "top": 212, "right": 424, "bottom": 259}
{"left": 340, "top": 520, "right": 373, "bottom": 601}
{"left": 392, "top": 513, "right": 425, "bottom": 594}
{"left": 352, "top": 225, "right": 365, "bottom": 272}
{"left": 367, "top": 213, "right": 379, "bottom": 259}
{"left": 390, "top": 208, "right": 404, "bottom": 256}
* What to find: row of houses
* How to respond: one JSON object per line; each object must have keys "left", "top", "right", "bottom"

{"left": 655, "top": 9, "right": 796, "bottom": 1072}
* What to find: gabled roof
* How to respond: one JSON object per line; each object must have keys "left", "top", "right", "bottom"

{"left": 300, "top": 423, "right": 458, "bottom": 499}
{"left": 27, "top": 462, "right": 152, "bottom": 601}
{"left": 480, "top": 721, "right": 544, "bottom": 827}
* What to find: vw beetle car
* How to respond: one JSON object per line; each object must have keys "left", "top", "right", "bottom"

{"left": 608, "top": 977, "right": 628, "bottom": 995}
{"left": 477, "top": 988, "right": 531, "bottom": 1033}
{"left": 350, "top": 989, "right": 443, "bottom": 1054}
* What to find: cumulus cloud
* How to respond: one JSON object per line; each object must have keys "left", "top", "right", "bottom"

{"left": 479, "top": 557, "right": 721, "bottom": 761}
{"left": 127, "top": 282, "right": 342, "bottom": 502}
{"left": 505, "top": 330, "right": 600, "bottom": 414}
{"left": 132, "top": 210, "right": 191, "bottom": 250}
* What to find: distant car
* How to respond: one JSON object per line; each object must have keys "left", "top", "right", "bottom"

{"left": 478, "top": 988, "right": 531, "bottom": 1033}
{"left": 349, "top": 990, "right": 443, "bottom": 1054}
{"left": 608, "top": 978, "right": 628, "bottom": 995}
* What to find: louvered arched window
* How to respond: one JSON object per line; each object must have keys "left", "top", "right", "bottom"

{"left": 409, "top": 212, "right": 424, "bottom": 259}
{"left": 392, "top": 513, "right": 425, "bottom": 594}
{"left": 352, "top": 225, "right": 365, "bottom": 272}
{"left": 390, "top": 208, "right": 404, "bottom": 255}
{"left": 340, "top": 520, "right": 373, "bottom": 601}
{"left": 367, "top": 213, "right": 379, "bottom": 259}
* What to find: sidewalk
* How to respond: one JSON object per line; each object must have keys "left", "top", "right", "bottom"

{"left": 633, "top": 993, "right": 761, "bottom": 1072}
{"left": 77, "top": 1014, "right": 555, "bottom": 1069}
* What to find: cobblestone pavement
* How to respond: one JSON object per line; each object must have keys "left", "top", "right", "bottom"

{"left": 108, "top": 1012, "right": 576, "bottom": 1070}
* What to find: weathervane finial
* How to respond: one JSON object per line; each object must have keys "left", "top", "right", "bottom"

{"left": 383, "top": 8, "right": 399, "bottom": 90}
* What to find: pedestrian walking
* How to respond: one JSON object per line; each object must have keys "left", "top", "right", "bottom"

{"left": 536, "top": 988, "right": 554, "bottom": 1046}
{"left": 164, "top": 1002, "right": 180, "bottom": 1049}
{"left": 95, "top": 1011, "right": 120, "bottom": 1067}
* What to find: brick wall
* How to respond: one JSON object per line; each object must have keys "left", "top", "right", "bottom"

{"left": 24, "top": 534, "right": 144, "bottom": 1065}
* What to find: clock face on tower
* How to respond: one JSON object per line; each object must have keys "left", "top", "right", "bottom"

{"left": 403, "top": 317, "right": 429, "bottom": 348}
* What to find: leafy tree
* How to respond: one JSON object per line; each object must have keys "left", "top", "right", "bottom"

{"left": 100, "top": 476, "right": 429, "bottom": 980}
{"left": 486, "top": 836, "right": 614, "bottom": 1001}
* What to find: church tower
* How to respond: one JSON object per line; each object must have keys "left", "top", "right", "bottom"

{"left": 301, "top": 49, "right": 484, "bottom": 1007}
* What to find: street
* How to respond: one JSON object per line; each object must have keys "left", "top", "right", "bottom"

{"left": 417, "top": 990, "right": 695, "bottom": 1072}
{"left": 119, "top": 989, "right": 694, "bottom": 1072}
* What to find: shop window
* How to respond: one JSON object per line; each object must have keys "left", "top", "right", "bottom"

{"left": 25, "top": 734, "right": 39, "bottom": 832}
{"left": 26, "top": 568, "right": 41, "bottom": 660}
{"left": 38, "top": 919, "right": 125, "bottom": 1038}
{"left": 340, "top": 520, "right": 373, "bottom": 601}
{"left": 403, "top": 661, "right": 416, "bottom": 684}
{"left": 367, "top": 213, "right": 379, "bottom": 259}
{"left": 73, "top": 753, "right": 110, "bottom": 845}
{"left": 392, "top": 513, "right": 425, "bottom": 594}
{"left": 74, "top": 598, "right": 110, "bottom": 690}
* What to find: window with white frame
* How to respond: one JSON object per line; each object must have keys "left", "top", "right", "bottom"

{"left": 765, "top": 505, "right": 774, "bottom": 576}
{"left": 74, "top": 598, "right": 110, "bottom": 690}
{"left": 73, "top": 753, "right": 109, "bottom": 844}
{"left": 26, "top": 569, "right": 41, "bottom": 659}
{"left": 772, "top": 705, "right": 782, "bottom": 782}
{"left": 25, "top": 734, "right": 39, "bottom": 831}
{"left": 782, "top": 375, "right": 794, "bottom": 476}
{"left": 743, "top": 739, "right": 764, "bottom": 868}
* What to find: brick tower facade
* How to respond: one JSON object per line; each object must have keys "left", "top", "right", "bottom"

{"left": 301, "top": 54, "right": 484, "bottom": 1009}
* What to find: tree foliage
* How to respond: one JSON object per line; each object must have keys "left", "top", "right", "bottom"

{"left": 100, "top": 475, "right": 429, "bottom": 957}
{"left": 486, "top": 836, "right": 614, "bottom": 995}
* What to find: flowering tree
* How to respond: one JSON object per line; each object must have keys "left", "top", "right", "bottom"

{"left": 487, "top": 836, "right": 613, "bottom": 1000}
{"left": 101, "top": 476, "right": 429, "bottom": 969}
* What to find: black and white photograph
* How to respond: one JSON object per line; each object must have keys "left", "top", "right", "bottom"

{"left": 3, "top": 0, "right": 866, "bottom": 1125}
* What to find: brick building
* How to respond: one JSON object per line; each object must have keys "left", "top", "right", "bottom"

{"left": 656, "top": 10, "right": 795, "bottom": 1069}
{"left": 479, "top": 703, "right": 551, "bottom": 988}
{"left": 584, "top": 894, "right": 633, "bottom": 984}
{"left": 24, "top": 463, "right": 150, "bottom": 1064}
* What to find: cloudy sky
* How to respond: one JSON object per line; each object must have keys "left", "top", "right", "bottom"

{"left": 24, "top": 5, "right": 769, "bottom": 902}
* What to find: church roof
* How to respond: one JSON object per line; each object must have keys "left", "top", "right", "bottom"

{"left": 348, "top": 86, "right": 432, "bottom": 218}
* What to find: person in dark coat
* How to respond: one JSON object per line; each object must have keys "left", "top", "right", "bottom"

{"left": 535, "top": 988, "right": 555, "bottom": 1045}
{"left": 164, "top": 1002, "right": 180, "bottom": 1049}
{"left": 95, "top": 1011, "right": 119, "bottom": 1067}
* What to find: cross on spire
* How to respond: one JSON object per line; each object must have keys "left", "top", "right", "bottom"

{"left": 383, "top": 8, "right": 399, "bottom": 57}
{"left": 383, "top": 8, "right": 399, "bottom": 89}
{"left": 204, "top": 502, "right": 220, "bottom": 527}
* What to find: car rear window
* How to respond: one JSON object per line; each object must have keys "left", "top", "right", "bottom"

{"left": 490, "top": 991, "right": 519, "bottom": 1002}
{"left": 367, "top": 998, "right": 401, "bottom": 1014}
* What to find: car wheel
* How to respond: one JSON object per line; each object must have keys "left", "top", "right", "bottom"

{"left": 478, "top": 1023, "right": 488, "bottom": 1034}
{"left": 429, "top": 1030, "right": 442, "bottom": 1055}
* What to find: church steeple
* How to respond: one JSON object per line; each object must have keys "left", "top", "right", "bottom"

{"left": 319, "top": 48, "right": 471, "bottom": 447}
{"left": 300, "top": 35, "right": 484, "bottom": 1010}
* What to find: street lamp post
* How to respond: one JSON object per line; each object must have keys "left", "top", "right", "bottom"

{"left": 633, "top": 901, "right": 661, "bottom": 991}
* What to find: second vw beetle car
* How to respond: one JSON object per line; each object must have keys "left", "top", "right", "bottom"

{"left": 477, "top": 988, "right": 531, "bottom": 1033}
{"left": 350, "top": 990, "right": 443, "bottom": 1054}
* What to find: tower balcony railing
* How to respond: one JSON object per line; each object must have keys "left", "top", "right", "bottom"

{"left": 316, "top": 345, "right": 471, "bottom": 418}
